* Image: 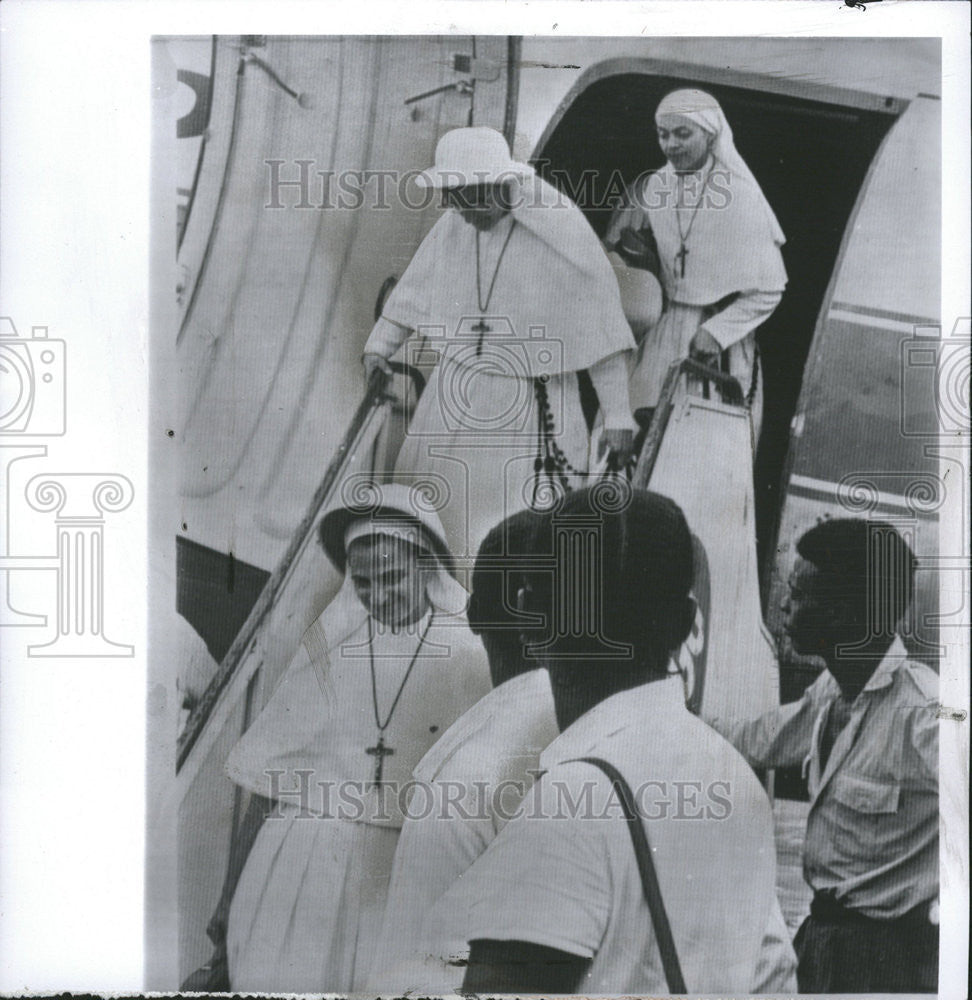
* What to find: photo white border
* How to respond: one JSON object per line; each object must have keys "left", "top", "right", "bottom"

{"left": 0, "top": 1, "right": 967, "bottom": 994}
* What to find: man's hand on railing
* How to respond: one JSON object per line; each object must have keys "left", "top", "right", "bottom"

{"left": 362, "top": 352, "right": 393, "bottom": 387}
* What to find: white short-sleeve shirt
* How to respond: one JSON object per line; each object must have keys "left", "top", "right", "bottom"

{"left": 368, "top": 668, "right": 558, "bottom": 993}
{"left": 452, "top": 676, "right": 780, "bottom": 995}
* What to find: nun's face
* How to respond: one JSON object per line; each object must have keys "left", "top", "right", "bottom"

{"left": 656, "top": 113, "right": 713, "bottom": 173}
{"left": 347, "top": 536, "right": 429, "bottom": 628}
{"left": 442, "top": 181, "right": 513, "bottom": 231}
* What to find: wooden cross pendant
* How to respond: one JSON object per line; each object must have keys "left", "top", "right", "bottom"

{"left": 675, "top": 243, "right": 688, "bottom": 278}
{"left": 366, "top": 734, "right": 395, "bottom": 787}
{"left": 472, "top": 317, "right": 491, "bottom": 357}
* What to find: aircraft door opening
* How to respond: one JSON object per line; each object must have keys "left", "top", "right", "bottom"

{"left": 531, "top": 71, "right": 897, "bottom": 571}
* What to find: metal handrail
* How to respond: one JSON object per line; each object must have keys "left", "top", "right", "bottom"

{"left": 176, "top": 362, "right": 425, "bottom": 771}
{"left": 178, "top": 354, "right": 733, "bottom": 767}
{"left": 633, "top": 358, "right": 744, "bottom": 490}
{"left": 678, "top": 357, "right": 745, "bottom": 406}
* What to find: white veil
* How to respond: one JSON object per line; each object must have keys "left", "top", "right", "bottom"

{"left": 224, "top": 503, "right": 467, "bottom": 797}
{"left": 655, "top": 88, "right": 786, "bottom": 246}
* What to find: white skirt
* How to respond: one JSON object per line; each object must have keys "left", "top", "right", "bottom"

{"left": 394, "top": 354, "right": 590, "bottom": 560}
{"left": 629, "top": 301, "right": 762, "bottom": 440}
{"left": 226, "top": 810, "right": 399, "bottom": 993}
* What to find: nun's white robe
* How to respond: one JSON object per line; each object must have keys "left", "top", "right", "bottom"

{"left": 365, "top": 177, "right": 637, "bottom": 559}
{"left": 608, "top": 156, "right": 787, "bottom": 442}
{"left": 223, "top": 584, "right": 490, "bottom": 993}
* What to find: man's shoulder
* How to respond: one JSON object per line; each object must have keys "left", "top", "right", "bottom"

{"left": 542, "top": 717, "right": 773, "bottom": 839}
{"left": 895, "top": 657, "right": 939, "bottom": 706}
{"left": 420, "top": 672, "right": 557, "bottom": 783}
{"left": 413, "top": 695, "right": 494, "bottom": 782}
{"left": 860, "top": 655, "right": 940, "bottom": 779}
{"left": 599, "top": 708, "right": 765, "bottom": 781}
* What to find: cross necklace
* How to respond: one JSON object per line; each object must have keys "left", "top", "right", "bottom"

{"left": 365, "top": 612, "right": 432, "bottom": 788}
{"left": 673, "top": 163, "right": 714, "bottom": 279}
{"left": 472, "top": 218, "right": 517, "bottom": 355}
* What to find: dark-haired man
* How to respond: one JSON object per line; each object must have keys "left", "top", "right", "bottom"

{"left": 453, "top": 487, "right": 783, "bottom": 994}
{"left": 369, "top": 507, "right": 558, "bottom": 994}
{"left": 710, "top": 518, "right": 939, "bottom": 993}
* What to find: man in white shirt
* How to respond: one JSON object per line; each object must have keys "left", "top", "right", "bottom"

{"left": 369, "top": 506, "right": 559, "bottom": 994}
{"left": 709, "top": 518, "right": 939, "bottom": 993}
{"left": 450, "top": 487, "right": 786, "bottom": 994}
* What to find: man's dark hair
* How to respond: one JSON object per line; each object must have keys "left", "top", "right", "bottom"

{"left": 796, "top": 518, "right": 916, "bottom": 635}
{"left": 534, "top": 486, "right": 695, "bottom": 675}
{"left": 468, "top": 509, "right": 544, "bottom": 630}
{"left": 468, "top": 508, "right": 549, "bottom": 682}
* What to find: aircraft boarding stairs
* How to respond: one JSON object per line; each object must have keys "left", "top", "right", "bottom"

{"left": 169, "top": 356, "right": 781, "bottom": 980}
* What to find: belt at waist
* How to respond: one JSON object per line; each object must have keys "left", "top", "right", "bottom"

{"left": 809, "top": 889, "right": 935, "bottom": 927}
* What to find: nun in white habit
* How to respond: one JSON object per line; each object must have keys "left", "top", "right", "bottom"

{"left": 364, "top": 127, "right": 637, "bottom": 559}
{"left": 606, "top": 89, "right": 787, "bottom": 442}
{"left": 222, "top": 484, "right": 490, "bottom": 993}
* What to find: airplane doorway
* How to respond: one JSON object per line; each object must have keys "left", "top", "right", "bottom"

{"left": 532, "top": 72, "right": 897, "bottom": 583}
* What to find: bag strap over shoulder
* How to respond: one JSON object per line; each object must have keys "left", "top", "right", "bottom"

{"left": 567, "top": 755, "right": 688, "bottom": 994}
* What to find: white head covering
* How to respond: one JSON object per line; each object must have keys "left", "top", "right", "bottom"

{"left": 378, "top": 169, "right": 636, "bottom": 376}
{"left": 342, "top": 514, "right": 467, "bottom": 618}
{"left": 655, "top": 88, "right": 785, "bottom": 245}
{"left": 415, "top": 126, "right": 535, "bottom": 189}
{"left": 626, "top": 88, "right": 787, "bottom": 304}
{"left": 224, "top": 486, "right": 471, "bottom": 798}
